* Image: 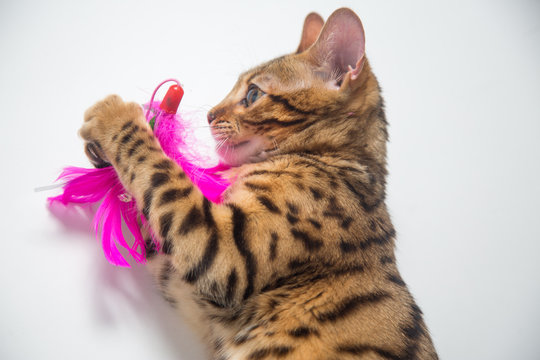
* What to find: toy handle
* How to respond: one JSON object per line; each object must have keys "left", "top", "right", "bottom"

{"left": 145, "top": 79, "right": 183, "bottom": 121}
{"left": 159, "top": 84, "right": 184, "bottom": 114}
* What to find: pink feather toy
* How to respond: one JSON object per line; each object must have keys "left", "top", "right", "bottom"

{"left": 49, "top": 79, "right": 231, "bottom": 267}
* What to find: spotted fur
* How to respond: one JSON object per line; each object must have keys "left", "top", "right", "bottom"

{"left": 79, "top": 8, "right": 437, "bottom": 360}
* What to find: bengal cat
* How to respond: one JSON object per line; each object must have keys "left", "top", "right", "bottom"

{"left": 79, "top": 8, "right": 438, "bottom": 360}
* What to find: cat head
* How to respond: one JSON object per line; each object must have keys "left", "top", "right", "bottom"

{"left": 209, "top": 8, "right": 385, "bottom": 167}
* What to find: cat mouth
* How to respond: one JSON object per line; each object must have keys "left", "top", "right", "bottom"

{"left": 216, "top": 138, "right": 265, "bottom": 166}
{"left": 218, "top": 139, "right": 253, "bottom": 152}
{"left": 228, "top": 140, "right": 250, "bottom": 149}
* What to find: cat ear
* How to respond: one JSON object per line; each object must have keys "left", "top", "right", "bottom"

{"left": 296, "top": 12, "right": 325, "bottom": 54}
{"left": 307, "top": 8, "right": 366, "bottom": 84}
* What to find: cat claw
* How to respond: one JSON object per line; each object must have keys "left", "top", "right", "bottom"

{"left": 85, "top": 142, "right": 111, "bottom": 168}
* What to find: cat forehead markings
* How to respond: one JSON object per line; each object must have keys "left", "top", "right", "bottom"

{"left": 237, "top": 57, "right": 312, "bottom": 93}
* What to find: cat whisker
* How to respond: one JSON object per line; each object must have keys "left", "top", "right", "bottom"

{"left": 214, "top": 140, "right": 222, "bottom": 152}
{"left": 215, "top": 139, "right": 228, "bottom": 153}
{"left": 223, "top": 139, "right": 231, "bottom": 160}
{"left": 215, "top": 140, "right": 223, "bottom": 152}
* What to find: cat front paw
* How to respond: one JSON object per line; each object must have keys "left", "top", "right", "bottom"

{"left": 79, "top": 95, "right": 146, "bottom": 164}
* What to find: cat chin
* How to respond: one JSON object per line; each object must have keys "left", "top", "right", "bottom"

{"left": 217, "top": 137, "right": 266, "bottom": 166}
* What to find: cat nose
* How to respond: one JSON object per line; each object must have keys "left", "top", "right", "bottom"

{"left": 207, "top": 111, "right": 216, "bottom": 124}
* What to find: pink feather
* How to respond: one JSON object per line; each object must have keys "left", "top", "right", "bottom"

{"left": 49, "top": 100, "right": 231, "bottom": 267}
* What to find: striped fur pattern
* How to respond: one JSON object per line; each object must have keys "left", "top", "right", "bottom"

{"left": 79, "top": 8, "right": 438, "bottom": 360}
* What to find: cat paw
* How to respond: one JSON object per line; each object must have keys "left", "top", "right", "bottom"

{"left": 79, "top": 95, "right": 145, "bottom": 162}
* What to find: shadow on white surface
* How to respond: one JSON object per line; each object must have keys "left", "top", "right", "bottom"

{"left": 48, "top": 201, "right": 96, "bottom": 235}
{"left": 46, "top": 201, "right": 207, "bottom": 359}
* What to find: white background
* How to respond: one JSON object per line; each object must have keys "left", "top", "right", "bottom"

{"left": 1, "top": 0, "right": 539, "bottom": 359}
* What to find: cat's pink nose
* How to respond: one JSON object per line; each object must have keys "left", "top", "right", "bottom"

{"left": 207, "top": 111, "right": 216, "bottom": 124}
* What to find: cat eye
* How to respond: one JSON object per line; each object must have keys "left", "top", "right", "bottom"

{"left": 242, "top": 84, "right": 265, "bottom": 107}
